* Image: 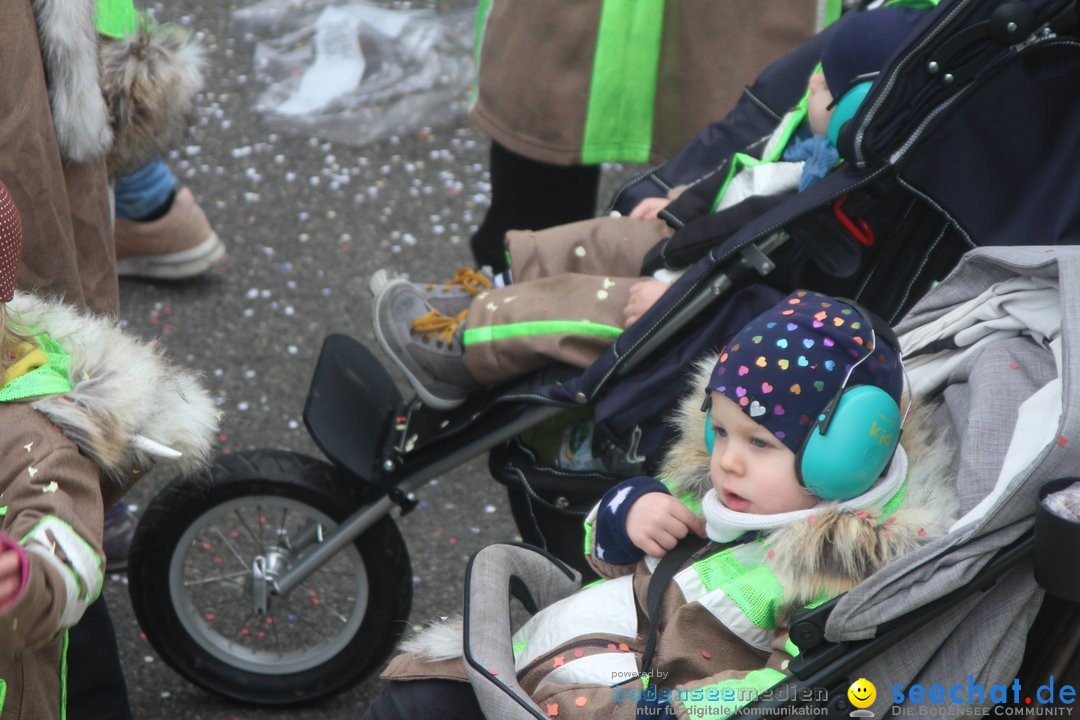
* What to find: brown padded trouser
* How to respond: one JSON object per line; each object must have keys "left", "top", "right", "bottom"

{"left": 462, "top": 216, "right": 670, "bottom": 385}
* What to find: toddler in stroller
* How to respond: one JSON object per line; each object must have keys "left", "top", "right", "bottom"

{"left": 370, "top": 6, "right": 927, "bottom": 410}
{"left": 363, "top": 290, "right": 960, "bottom": 720}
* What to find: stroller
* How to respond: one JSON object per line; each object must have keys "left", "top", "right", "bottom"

{"left": 125, "top": 0, "right": 1080, "bottom": 706}
{"left": 458, "top": 243, "right": 1080, "bottom": 719}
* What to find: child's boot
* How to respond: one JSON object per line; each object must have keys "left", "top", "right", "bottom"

{"left": 369, "top": 266, "right": 493, "bottom": 318}
{"left": 373, "top": 278, "right": 481, "bottom": 409}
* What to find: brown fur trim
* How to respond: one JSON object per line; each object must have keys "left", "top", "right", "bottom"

{"left": 658, "top": 353, "right": 718, "bottom": 499}
{"left": 99, "top": 21, "right": 204, "bottom": 177}
{"left": 767, "top": 401, "right": 960, "bottom": 614}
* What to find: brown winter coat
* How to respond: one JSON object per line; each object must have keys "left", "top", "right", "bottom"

{"left": 470, "top": 0, "right": 832, "bottom": 165}
{"left": 0, "top": 294, "right": 218, "bottom": 720}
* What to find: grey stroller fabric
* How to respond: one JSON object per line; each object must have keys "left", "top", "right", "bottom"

{"left": 826, "top": 246, "right": 1076, "bottom": 713}
{"left": 463, "top": 544, "right": 582, "bottom": 720}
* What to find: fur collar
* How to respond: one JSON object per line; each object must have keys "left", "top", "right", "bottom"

{"left": 32, "top": 0, "right": 113, "bottom": 163}
{"left": 7, "top": 292, "right": 219, "bottom": 483}
{"left": 99, "top": 21, "right": 205, "bottom": 177}
{"left": 661, "top": 352, "right": 961, "bottom": 610}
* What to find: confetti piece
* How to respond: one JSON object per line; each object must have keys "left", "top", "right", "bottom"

{"left": 607, "top": 643, "right": 617, "bottom": 650}
{"left": 23, "top": 442, "right": 33, "bottom": 453}
{"left": 766, "top": 550, "right": 776, "bottom": 560}
{"left": 27, "top": 466, "right": 38, "bottom": 478}
{"left": 205, "top": 613, "right": 216, "bottom": 621}
{"left": 489, "top": 668, "right": 499, "bottom": 676}
{"left": 546, "top": 703, "right": 560, "bottom": 717}
{"left": 618, "top": 643, "right": 629, "bottom": 652}
{"left": 553, "top": 656, "right": 565, "bottom": 668}
{"left": 702, "top": 650, "right": 712, "bottom": 659}
{"left": 213, "top": 556, "right": 224, "bottom": 565}
{"left": 1008, "top": 362, "right": 1019, "bottom": 369}
{"left": 202, "top": 542, "right": 213, "bottom": 550}
{"left": 573, "top": 648, "right": 584, "bottom": 658}
{"left": 448, "top": 537, "right": 458, "bottom": 545}
{"left": 917, "top": 529, "right": 927, "bottom": 537}
{"left": 575, "top": 696, "right": 588, "bottom": 707}
{"left": 42, "top": 481, "right": 58, "bottom": 494}
{"left": 1057, "top": 436, "right": 1068, "bottom": 447}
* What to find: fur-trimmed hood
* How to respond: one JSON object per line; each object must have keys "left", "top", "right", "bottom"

{"left": 661, "top": 352, "right": 960, "bottom": 609}
{"left": 6, "top": 292, "right": 219, "bottom": 485}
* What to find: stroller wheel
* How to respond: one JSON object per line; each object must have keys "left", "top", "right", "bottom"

{"left": 128, "top": 449, "right": 412, "bottom": 705}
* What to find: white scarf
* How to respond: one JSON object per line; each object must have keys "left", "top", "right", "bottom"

{"left": 700, "top": 446, "right": 909, "bottom": 542}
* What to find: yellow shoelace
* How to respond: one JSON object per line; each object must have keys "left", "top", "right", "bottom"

{"left": 426, "top": 267, "right": 493, "bottom": 296}
{"left": 410, "top": 308, "right": 469, "bottom": 347}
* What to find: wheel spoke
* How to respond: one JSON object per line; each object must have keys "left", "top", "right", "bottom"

{"left": 183, "top": 569, "right": 249, "bottom": 588}
{"left": 212, "top": 525, "right": 252, "bottom": 569}
{"left": 233, "top": 509, "right": 260, "bottom": 545}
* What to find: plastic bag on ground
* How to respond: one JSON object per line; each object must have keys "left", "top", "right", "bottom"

{"left": 233, "top": 0, "right": 474, "bottom": 146}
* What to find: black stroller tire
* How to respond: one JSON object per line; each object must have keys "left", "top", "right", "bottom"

{"left": 128, "top": 449, "right": 413, "bottom": 705}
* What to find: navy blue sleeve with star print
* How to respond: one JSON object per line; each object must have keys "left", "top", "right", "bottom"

{"left": 593, "top": 476, "right": 671, "bottom": 564}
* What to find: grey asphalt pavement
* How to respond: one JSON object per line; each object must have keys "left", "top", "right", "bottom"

{"left": 106, "top": 2, "right": 638, "bottom": 718}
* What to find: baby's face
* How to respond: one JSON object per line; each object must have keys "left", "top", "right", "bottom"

{"left": 707, "top": 392, "right": 817, "bottom": 515}
{"left": 806, "top": 71, "right": 835, "bottom": 137}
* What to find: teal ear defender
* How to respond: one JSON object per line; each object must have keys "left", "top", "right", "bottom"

{"left": 826, "top": 75, "right": 876, "bottom": 147}
{"left": 704, "top": 301, "right": 903, "bottom": 502}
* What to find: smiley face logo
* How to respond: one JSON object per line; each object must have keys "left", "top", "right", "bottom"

{"left": 848, "top": 678, "right": 876, "bottom": 709}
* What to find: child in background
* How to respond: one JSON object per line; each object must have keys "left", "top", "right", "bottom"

{"left": 0, "top": 181, "right": 217, "bottom": 720}
{"left": 371, "top": 6, "right": 927, "bottom": 409}
{"left": 366, "top": 290, "right": 960, "bottom": 720}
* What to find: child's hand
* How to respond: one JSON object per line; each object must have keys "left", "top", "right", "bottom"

{"left": 626, "top": 492, "right": 706, "bottom": 558}
{"left": 0, "top": 546, "right": 24, "bottom": 608}
{"left": 624, "top": 279, "right": 670, "bottom": 328}
{"left": 628, "top": 197, "right": 672, "bottom": 221}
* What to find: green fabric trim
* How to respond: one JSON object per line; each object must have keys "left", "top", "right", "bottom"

{"left": 94, "top": 0, "right": 138, "bottom": 39}
{"left": 676, "top": 667, "right": 786, "bottom": 716}
{"left": 469, "top": 0, "right": 494, "bottom": 107}
{"left": 823, "top": 0, "right": 843, "bottom": 25}
{"left": 583, "top": 515, "right": 596, "bottom": 556}
{"left": 879, "top": 480, "right": 908, "bottom": 521}
{"left": 692, "top": 543, "right": 785, "bottom": 629}
{"left": 60, "top": 630, "right": 69, "bottom": 720}
{"left": 0, "top": 334, "right": 73, "bottom": 403}
{"left": 581, "top": 0, "right": 665, "bottom": 164}
{"left": 710, "top": 96, "right": 809, "bottom": 212}
{"left": 784, "top": 636, "right": 800, "bottom": 658}
{"left": 658, "top": 478, "right": 702, "bottom": 517}
{"left": 462, "top": 320, "right": 623, "bottom": 347}
{"left": 0, "top": 506, "right": 6, "bottom": 517}
{"left": 512, "top": 641, "right": 527, "bottom": 656}
{"left": 0, "top": 678, "right": 6, "bottom": 716}
{"left": 581, "top": 578, "right": 605, "bottom": 590}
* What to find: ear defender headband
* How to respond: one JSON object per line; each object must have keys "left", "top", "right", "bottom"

{"left": 826, "top": 74, "right": 876, "bottom": 147}
{"left": 794, "top": 302, "right": 902, "bottom": 500}
{"left": 704, "top": 301, "right": 904, "bottom": 502}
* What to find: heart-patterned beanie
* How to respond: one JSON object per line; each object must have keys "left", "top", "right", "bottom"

{"left": 706, "top": 290, "right": 902, "bottom": 454}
